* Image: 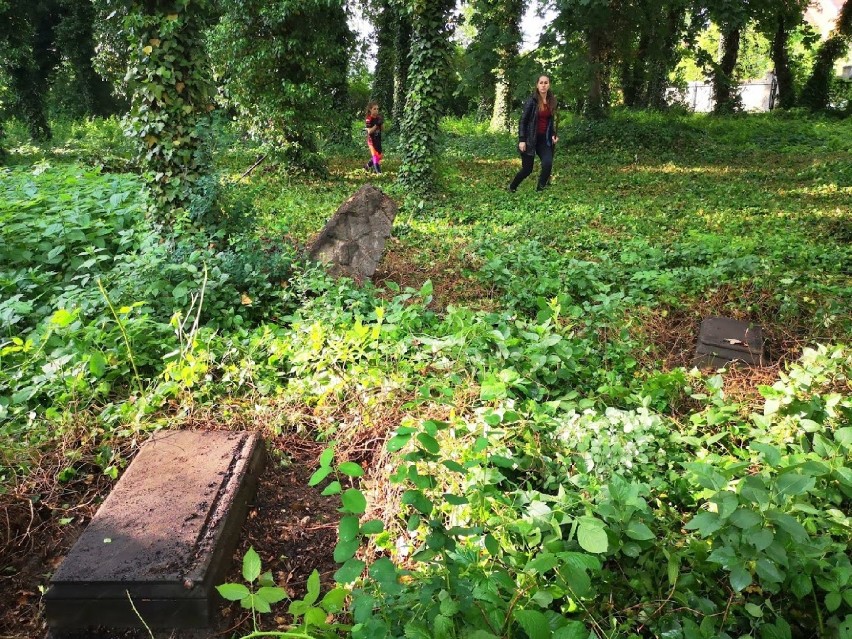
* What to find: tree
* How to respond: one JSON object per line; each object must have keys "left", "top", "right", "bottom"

{"left": 53, "top": 0, "right": 118, "bottom": 116}
{"left": 800, "top": 0, "right": 852, "bottom": 110}
{"left": 467, "top": 0, "right": 526, "bottom": 131}
{"left": 370, "top": 0, "right": 397, "bottom": 116}
{"left": 123, "top": 0, "right": 215, "bottom": 228}
{"left": 210, "top": 0, "right": 354, "bottom": 172}
{"left": 619, "top": 0, "right": 690, "bottom": 109}
{"left": 551, "top": 0, "right": 640, "bottom": 117}
{"left": 396, "top": 0, "right": 456, "bottom": 194}
{"left": 703, "top": 0, "right": 754, "bottom": 113}
{"left": 392, "top": 11, "right": 413, "bottom": 123}
{"left": 0, "top": 0, "right": 60, "bottom": 140}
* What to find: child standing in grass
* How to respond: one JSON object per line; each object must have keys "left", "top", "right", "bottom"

{"left": 365, "top": 101, "right": 383, "bottom": 174}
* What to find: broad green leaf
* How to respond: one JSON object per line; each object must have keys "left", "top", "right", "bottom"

{"left": 338, "top": 515, "right": 360, "bottom": 541}
{"left": 334, "top": 558, "right": 365, "bottom": 583}
{"left": 387, "top": 433, "right": 411, "bottom": 452}
{"left": 216, "top": 583, "right": 250, "bottom": 601}
{"left": 252, "top": 595, "right": 271, "bottom": 614}
{"left": 751, "top": 528, "right": 774, "bottom": 551}
{"left": 308, "top": 466, "right": 331, "bottom": 487}
{"left": 321, "top": 480, "right": 342, "bottom": 496}
{"left": 791, "top": 574, "right": 813, "bottom": 598}
{"left": 729, "top": 508, "right": 762, "bottom": 529}
{"left": 826, "top": 591, "right": 842, "bottom": 612}
{"left": 684, "top": 511, "right": 723, "bottom": 536}
{"left": 485, "top": 534, "right": 499, "bottom": 555}
{"left": 767, "top": 511, "right": 809, "bottom": 542}
{"left": 416, "top": 432, "right": 440, "bottom": 454}
{"left": 305, "top": 569, "right": 321, "bottom": 606}
{"left": 340, "top": 488, "right": 367, "bottom": 514}
{"left": 333, "top": 538, "right": 359, "bottom": 563}
{"left": 755, "top": 558, "right": 784, "bottom": 583}
{"left": 401, "top": 489, "right": 433, "bottom": 515}
{"left": 577, "top": 517, "right": 608, "bottom": 554}
{"left": 256, "top": 586, "right": 287, "bottom": 604}
{"left": 625, "top": 520, "right": 655, "bottom": 541}
{"left": 321, "top": 586, "right": 348, "bottom": 612}
{"left": 513, "top": 609, "right": 552, "bottom": 639}
{"left": 338, "top": 461, "right": 364, "bottom": 477}
{"left": 88, "top": 352, "right": 107, "bottom": 377}
{"left": 526, "top": 553, "right": 559, "bottom": 574}
{"left": 750, "top": 442, "right": 781, "bottom": 467}
{"left": 553, "top": 621, "right": 590, "bottom": 639}
{"left": 360, "top": 519, "right": 384, "bottom": 535}
{"left": 242, "top": 547, "right": 261, "bottom": 583}
{"left": 729, "top": 565, "right": 752, "bottom": 592}
{"left": 304, "top": 606, "right": 327, "bottom": 626}
{"left": 319, "top": 446, "right": 334, "bottom": 468}
{"left": 775, "top": 473, "right": 815, "bottom": 498}
{"left": 369, "top": 557, "right": 397, "bottom": 584}
{"left": 744, "top": 602, "right": 763, "bottom": 617}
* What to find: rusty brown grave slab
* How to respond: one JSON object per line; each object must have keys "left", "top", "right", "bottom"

{"left": 45, "top": 430, "right": 265, "bottom": 631}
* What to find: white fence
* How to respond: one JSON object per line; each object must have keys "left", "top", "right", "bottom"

{"left": 667, "top": 76, "right": 778, "bottom": 113}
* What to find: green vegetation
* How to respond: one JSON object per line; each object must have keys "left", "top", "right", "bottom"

{"left": 1, "top": 111, "right": 850, "bottom": 637}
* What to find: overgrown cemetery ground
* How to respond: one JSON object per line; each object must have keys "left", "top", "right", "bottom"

{"left": 0, "top": 112, "right": 851, "bottom": 638}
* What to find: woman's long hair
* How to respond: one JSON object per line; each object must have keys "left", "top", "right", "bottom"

{"left": 365, "top": 100, "right": 379, "bottom": 118}
{"left": 533, "top": 76, "right": 557, "bottom": 112}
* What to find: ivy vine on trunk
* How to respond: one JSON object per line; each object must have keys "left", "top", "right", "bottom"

{"left": 124, "top": 0, "right": 214, "bottom": 229}
{"left": 396, "top": 0, "right": 455, "bottom": 195}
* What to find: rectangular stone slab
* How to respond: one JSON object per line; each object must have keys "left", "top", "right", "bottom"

{"left": 694, "top": 316, "right": 765, "bottom": 368}
{"left": 45, "top": 430, "right": 265, "bottom": 630}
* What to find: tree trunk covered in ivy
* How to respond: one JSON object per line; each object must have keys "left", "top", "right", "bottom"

{"left": 771, "top": 14, "right": 796, "bottom": 109}
{"left": 800, "top": 0, "right": 852, "bottom": 111}
{"left": 392, "top": 13, "right": 412, "bottom": 124}
{"left": 713, "top": 27, "right": 741, "bottom": 114}
{"left": 396, "top": 0, "right": 455, "bottom": 194}
{"left": 124, "top": 0, "right": 214, "bottom": 228}
{"left": 372, "top": 1, "right": 397, "bottom": 116}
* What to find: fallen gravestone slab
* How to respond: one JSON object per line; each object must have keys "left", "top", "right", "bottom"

{"left": 45, "top": 430, "right": 264, "bottom": 631}
{"left": 308, "top": 184, "right": 398, "bottom": 281}
{"left": 693, "top": 316, "right": 766, "bottom": 368}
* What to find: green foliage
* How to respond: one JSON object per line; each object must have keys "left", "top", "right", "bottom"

{"left": 217, "top": 547, "right": 339, "bottom": 637}
{"left": 209, "top": 0, "right": 354, "bottom": 173}
{"left": 2, "top": 112, "right": 851, "bottom": 637}
{"left": 123, "top": 0, "right": 214, "bottom": 227}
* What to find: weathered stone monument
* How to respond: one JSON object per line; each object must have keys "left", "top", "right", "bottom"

{"left": 45, "top": 430, "right": 264, "bottom": 631}
{"left": 693, "top": 316, "right": 766, "bottom": 368}
{"left": 308, "top": 184, "right": 398, "bottom": 281}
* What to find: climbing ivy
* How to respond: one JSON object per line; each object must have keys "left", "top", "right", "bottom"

{"left": 124, "top": 0, "right": 214, "bottom": 229}
{"left": 396, "top": 0, "right": 455, "bottom": 195}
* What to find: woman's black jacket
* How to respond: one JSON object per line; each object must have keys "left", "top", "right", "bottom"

{"left": 518, "top": 96, "right": 558, "bottom": 156}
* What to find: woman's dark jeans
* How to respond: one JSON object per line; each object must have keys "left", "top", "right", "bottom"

{"left": 509, "top": 140, "right": 553, "bottom": 191}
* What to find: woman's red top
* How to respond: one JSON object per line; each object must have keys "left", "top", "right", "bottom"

{"left": 537, "top": 102, "right": 550, "bottom": 135}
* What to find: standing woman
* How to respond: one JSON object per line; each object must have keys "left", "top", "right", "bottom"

{"left": 509, "top": 75, "right": 559, "bottom": 192}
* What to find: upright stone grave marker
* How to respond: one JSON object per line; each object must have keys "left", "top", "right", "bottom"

{"left": 308, "top": 184, "right": 398, "bottom": 281}
{"left": 45, "top": 430, "right": 264, "bottom": 631}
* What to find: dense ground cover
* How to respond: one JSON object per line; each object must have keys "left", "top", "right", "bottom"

{"left": 0, "top": 112, "right": 850, "bottom": 638}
